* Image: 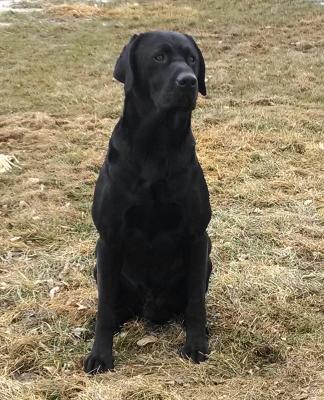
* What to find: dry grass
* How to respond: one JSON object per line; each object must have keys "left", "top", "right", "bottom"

{"left": 45, "top": 2, "right": 198, "bottom": 20}
{"left": 0, "top": 0, "right": 324, "bottom": 399}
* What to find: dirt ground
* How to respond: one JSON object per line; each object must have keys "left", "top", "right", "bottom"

{"left": 0, "top": 0, "right": 323, "bottom": 399}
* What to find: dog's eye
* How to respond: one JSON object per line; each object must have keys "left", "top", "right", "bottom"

{"left": 154, "top": 54, "right": 165, "bottom": 62}
{"left": 188, "top": 55, "right": 196, "bottom": 64}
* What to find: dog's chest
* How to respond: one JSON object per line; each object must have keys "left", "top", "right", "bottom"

{"left": 124, "top": 165, "right": 185, "bottom": 232}
{"left": 125, "top": 200, "right": 182, "bottom": 236}
{"left": 122, "top": 196, "right": 184, "bottom": 280}
{"left": 122, "top": 189, "right": 185, "bottom": 283}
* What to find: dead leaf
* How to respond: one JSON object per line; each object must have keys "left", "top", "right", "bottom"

{"left": 136, "top": 335, "right": 158, "bottom": 347}
{"left": 10, "top": 236, "right": 21, "bottom": 242}
{"left": 43, "top": 366, "right": 56, "bottom": 374}
{"left": 76, "top": 302, "right": 88, "bottom": 310}
{"left": 0, "top": 154, "right": 22, "bottom": 173}
{"left": 28, "top": 177, "right": 40, "bottom": 184}
{"left": 19, "top": 200, "right": 28, "bottom": 208}
{"left": 49, "top": 286, "right": 60, "bottom": 299}
{"left": 294, "top": 394, "right": 309, "bottom": 400}
{"left": 72, "top": 327, "right": 88, "bottom": 338}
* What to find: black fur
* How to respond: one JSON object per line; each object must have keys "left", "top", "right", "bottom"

{"left": 84, "top": 31, "right": 212, "bottom": 374}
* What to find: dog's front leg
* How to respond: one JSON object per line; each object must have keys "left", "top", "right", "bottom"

{"left": 182, "top": 232, "right": 209, "bottom": 363}
{"left": 84, "top": 237, "right": 122, "bottom": 374}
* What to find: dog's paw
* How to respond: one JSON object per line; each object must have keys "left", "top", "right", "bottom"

{"left": 180, "top": 337, "right": 209, "bottom": 363}
{"left": 84, "top": 352, "right": 114, "bottom": 374}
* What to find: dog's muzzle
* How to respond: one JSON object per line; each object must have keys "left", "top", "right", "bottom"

{"left": 174, "top": 72, "right": 198, "bottom": 109}
{"left": 176, "top": 72, "right": 198, "bottom": 92}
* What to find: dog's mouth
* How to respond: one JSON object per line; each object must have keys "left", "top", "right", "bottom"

{"left": 156, "top": 92, "right": 197, "bottom": 111}
{"left": 178, "top": 95, "right": 197, "bottom": 110}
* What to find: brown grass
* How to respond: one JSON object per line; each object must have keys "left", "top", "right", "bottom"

{"left": 45, "top": 2, "right": 198, "bottom": 21}
{"left": 0, "top": 0, "right": 324, "bottom": 399}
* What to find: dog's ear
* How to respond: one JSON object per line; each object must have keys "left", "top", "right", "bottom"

{"left": 185, "top": 34, "right": 206, "bottom": 96}
{"left": 113, "top": 34, "right": 141, "bottom": 93}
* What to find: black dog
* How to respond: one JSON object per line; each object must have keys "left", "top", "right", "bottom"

{"left": 84, "top": 31, "right": 212, "bottom": 374}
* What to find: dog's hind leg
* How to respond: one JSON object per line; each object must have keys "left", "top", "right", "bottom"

{"left": 115, "top": 278, "right": 143, "bottom": 328}
{"left": 93, "top": 255, "right": 141, "bottom": 331}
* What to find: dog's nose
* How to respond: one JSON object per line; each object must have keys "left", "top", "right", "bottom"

{"left": 176, "top": 73, "right": 197, "bottom": 90}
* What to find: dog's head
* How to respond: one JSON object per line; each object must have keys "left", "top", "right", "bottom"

{"left": 114, "top": 31, "right": 206, "bottom": 111}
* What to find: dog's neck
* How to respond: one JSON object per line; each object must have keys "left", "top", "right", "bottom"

{"left": 120, "top": 91, "right": 192, "bottom": 150}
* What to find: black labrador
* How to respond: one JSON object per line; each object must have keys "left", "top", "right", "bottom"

{"left": 84, "top": 31, "right": 212, "bottom": 374}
